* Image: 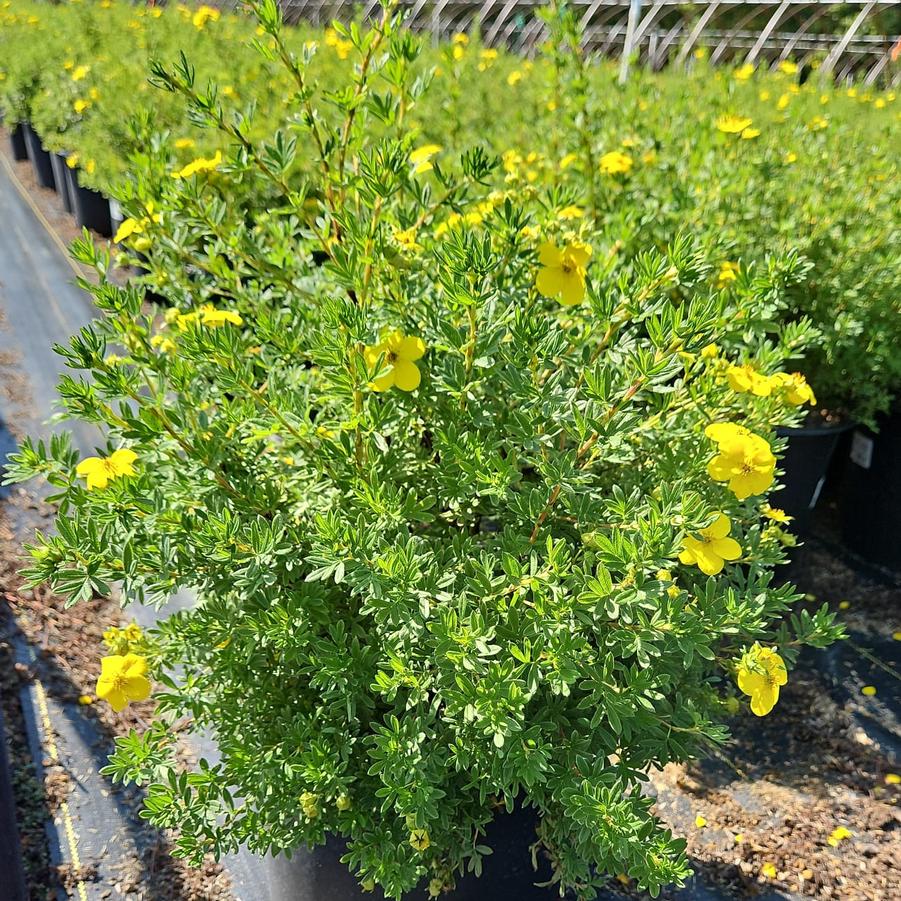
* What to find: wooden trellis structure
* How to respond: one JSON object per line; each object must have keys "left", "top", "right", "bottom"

{"left": 273, "top": 1, "right": 900, "bottom": 84}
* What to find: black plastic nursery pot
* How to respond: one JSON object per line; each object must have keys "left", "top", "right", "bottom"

{"left": 840, "top": 405, "right": 901, "bottom": 571}
{"left": 49, "top": 153, "right": 73, "bottom": 213}
{"left": 21, "top": 123, "right": 56, "bottom": 191}
{"left": 65, "top": 165, "right": 112, "bottom": 237}
{"left": 9, "top": 124, "right": 28, "bottom": 162}
{"left": 266, "top": 807, "right": 557, "bottom": 901}
{"left": 774, "top": 420, "right": 854, "bottom": 534}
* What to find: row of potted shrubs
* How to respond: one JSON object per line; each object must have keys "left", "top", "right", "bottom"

{"left": 8, "top": 118, "right": 115, "bottom": 235}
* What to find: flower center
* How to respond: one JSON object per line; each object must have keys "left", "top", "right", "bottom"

{"left": 387, "top": 351, "right": 398, "bottom": 364}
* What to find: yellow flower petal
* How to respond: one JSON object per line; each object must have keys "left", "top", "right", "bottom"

{"left": 392, "top": 359, "right": 421, "bottom": 392}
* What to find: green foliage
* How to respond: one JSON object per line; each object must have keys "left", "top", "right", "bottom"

{"left": 0, "top": 1, "right": 856, "bottom": 897}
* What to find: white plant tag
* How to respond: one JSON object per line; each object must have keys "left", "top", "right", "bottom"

{"left": 850, "top": 431, "right": 874, "bottom": 469}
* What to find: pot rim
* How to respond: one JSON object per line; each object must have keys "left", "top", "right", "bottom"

{"left": 776, "top": 419, "right": 856, "bottom": 438}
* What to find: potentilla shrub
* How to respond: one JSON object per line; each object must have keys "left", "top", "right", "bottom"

{"left": 8, "top": 2, "right": 844, "bottom": 898}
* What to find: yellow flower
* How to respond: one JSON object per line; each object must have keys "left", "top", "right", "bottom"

{"left": 151, "top": 334, "right": 176, "bottom": 354}
{"left": 409, "top": 829, "right": 431, "bottom": 852}
{"left": 174, "top": 137, "right": 196, "bottom": 150}
{"left": 66, "top": 153, "right": 80, "bottom": 169}
{"left": 885, "top": 773, "right": 900, "bottom": 785}
{"left": 679, "top": 513, "right": 742, "bottom": 576}
{"left": 451, "top": 32, "right": 468, "bottom": 46}
{"left": 827, "top": 826, "right": 853, "bottom": 847}
{"left": 85, "top": 159, "right": 96, "bottom": 175}
{"left": 507, "top": 70, "right": 523, "bottom": 87}
{"left": 773, "top": 372, "right": 816, "bottom": 406}
{"left": 861, "top": 685, "right": 876, "bottom": 697}
{"left": 716, "top": 115, "right": 753, "bottom": 135}
{"left": 300, "top": 791, "right": 320, "bottom": 819}
{"left": 557, "top": 205, "right": 584, "bottom": 220}
{"left": 599, "top": 150, "right": 633, "bottom": 176}
{"left": 95, "top": 653, "right": 151, "bottom": 712}
{"left": 335, "top": 793, "right": 352, "bottom": 811}
{"left": 784, "top": 152, "right": 797, "bottom": 164}
{"left": 71, "top": 64, "right": 90, "bottom": 81}
{"left": 559, "top": 152, "right": 578, "bottom": 170}
{"left": 393, "top": 227, "right": 422, "bottom": 252}
{"left": 331, "top": 37, "right": 354, "bottom": 59}
{"left": 759, "top": 90, "right": 771, "bottom": 102}
{"left": 705, "top": 423, "right": 776, "bottom": 500}
{"left": 741, "top": 127, "right": 761, "bottom": 140}
{"left": 717, "top": 261, "right": 740, "bottom": 287}
{"left": 124, "top": 622, "right": 142, "bottom": 642}
{"left": 76, "top": 448, "right": 138, "bottom": 490}
{"left": 695, "top": 814, "right": 707, "bottom": 828}
{"left": 777, "top": 93, "right": 791, "bottom": 111}
{"left": 734, "top": 63, "right": 755, "bottom": 81}
{"left": 200, "top": 306, "right": 243, "bottom": 327}
{"left": 778, "top": 60, "right": 798, "bottom": 76}
{"left": 73, "top": 98, "right": 91, "bottom": 114}
{"left": 736, "top": 644, "right": 787, "bottom": 716}
{"left": 77, "top": 694, "right": 94, "bottom": 705}
{"left": 114, "top": 217, "right": 143, "bottom": 244}
{"left": 365, "top": 332, "right": 426, "bottom": 392}
{"left": 762, "top": 506, "right": 792, "bottom": 524}
{"left": 808, "top": 115, "right": 828, "bottom": 132}
{"left": 726, "top": 364, "right": 780, "bottom": 398}
{"left": 172, "top": 150, "right": 223, "bottom": 179}
{"left": 410, "top": 144, "right": 441, "bottom": 175}
{"left": 192, "top": 4, "right": 220, "bottom": 29}
{"left": 535, "top": 240, "right": 592, "bottom": 306}
{"left": 838, "top": 600, "right": 850, "bottom": 610}
{"left": 761, "top": 862, "right": 777, "bottom": 879}
{"left": 701, "top": 343, "right": 719, "bottom": 359}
